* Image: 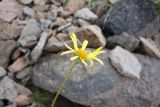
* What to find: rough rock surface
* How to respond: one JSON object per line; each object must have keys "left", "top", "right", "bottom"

{"left": 33, "top": 50, "right": 160, "bottom": 107}
{"left": 97, "top": 0, "right": 157, "bottom": 37}
{"left": 0, "top": 40, "right": 17, "bottom": 68}
{"left": 109, "top": 46, "right": 142, "bottom": 79}
{"left": 106, "top": 32, "right": 140, "bottom": 51}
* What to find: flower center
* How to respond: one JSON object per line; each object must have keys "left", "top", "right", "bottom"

{"left": 75, "top": 49, "right": 88, "bottom": 59}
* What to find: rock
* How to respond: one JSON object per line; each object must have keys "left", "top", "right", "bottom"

{"left": 77, "top": 19, "right": 90, "bottom": 27}
{"left": 0, "top": 23, "right": 22, "bottom": 40}
{"left": 109, "top": 0, "right": 120, "bottom": 4}
{"left": 106, "top": 32, "right": 140, "bottom": 51}
{"left": 58, "top": 23, "right": 72, "bottom": 32}
{"left": 137, "top": 17, "right": 160, "bottom": 48}
{"left": 74, "top": 8, "right": 98, "bottom": 22}
{"left": 47, "top": 5, "right": 58, "bottom": 21}
{"left": 64, "top": 0, "right": 85, "bottom": 15}
{"left": 44, "top": 36, "right": 72, "bottom": 52}
{"left": 75, "top": 25, "right": 106, "bottom": 48}
{"left": 31, "top": 31, "right": 52, "bottom": 63}
{"left": 0, "top": 67, "right": 6, "bottom": 78}
{"left": 33, "top": 50, "right": 160, "bottom": 107}
{"left": 14, "top": 95, "right": 31, "bottom": 107}
{"left": 17, "top": 18, "right": 38, "bottom": 25}
{"left": 56, "top": 33, "right": 68, "bottom": 42}
{"left": 8, "top": 56, "right": 28, "bottom": 73}
{"left": 60, "top": 11, "right": 73, "bottom": 17}
{"left": 18, "top": 22, "right": 42, "bottom": 48}
{"left": 92, "top": 0, "right": 109, "bottom": 17}
{"left": 0, "top": 76, "right": 31, "bottom": 102}
{"left": 18, "top": 0, "right": 33, "bottom": 4}
{"left": 40, "top": 19, "right": 52, "bottom": 29}
{"left": 140, "top": 37, "right": 160, "bottom": 59}
{"left": 15, "top": 83, "right": 32, "bottom": 96}
{"left": 61, "top": 25, "right": 78, "bottom": 34}
{"left": 34, "top": 0, "right": 46, "bottom": 5}
{"left": 11, "top": 48, "right": 21, "bottom": 61}
{"left": 66, "top": 17, "right": 73, "bottom": 23}
{"left": 23, "top": 7, "right": 36, "bottom": 17}
{"left": 51, "top": 0, "right": 66, "bottom": 4}
{"left": 51, "top": 17, "right": 66, "bottom": 28}
{"left": 7, "top": 72, "right": 14, "bottom": 80}
{"left": 33, "top": 5, "right": 50, "bottom": 12}
{"left": 0, "top": 0, "right": 23, "bottom": 22}
{"left": 97, "top": 0, "right": 157, "bottom": 36}
{"left": 16, "top": 66, "right": 32, "bottom": 80}
{"left": 109, "top": 46, "right": 142, "bottom": 79}
{"left": 0, "top": 40, "right": 17, "bottom": 67}
{"left": 50, "top": 0, "right": 66, "bottom": 5}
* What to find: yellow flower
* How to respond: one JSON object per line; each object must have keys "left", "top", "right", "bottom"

{"left": 61, "top": 33, "right": 105, "bottom": 66}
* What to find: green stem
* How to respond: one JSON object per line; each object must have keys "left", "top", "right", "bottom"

{"left": 51, "top": 61, "right": 78, "bottom": 107}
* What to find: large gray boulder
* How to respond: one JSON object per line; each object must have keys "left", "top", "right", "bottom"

{"left": 97, "top": 0, "right": 157, "bottom": 37}
{"left": 33, "top": 50, "right": 160, "bottom": 107}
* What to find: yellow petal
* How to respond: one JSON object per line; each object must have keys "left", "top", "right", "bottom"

{"left": 70, "top": 56, "right": 79, "bottom": 61}
{"left": 95, "top": 51, "right": 106, "bottom": 56}
{"left": 89, "top": 59, "right": 94, "bottom": 67}
{"left": 61, "top": 50, "right": 74, "bottom": 55}
{"left": 81, "top": 59, "right": 87, "bottom": 66}
{"left": 70, "top": 33, "right": 79, "bottom": 51}
{"left": 92, "top": 47, "right": 105, "bottom": 56}
{"left": 64, "top": 43, "right": 74, "bottom": 51}
{"left": 93, "top": 57, "right": 104, "bottom": 65}
{"left": 92, "top": 47, "right": 103, "bottom": 55}
{"left": 81, "top": 40, "right": 88, "bottom": 50}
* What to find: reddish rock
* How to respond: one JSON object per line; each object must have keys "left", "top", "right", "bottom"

{"left": 11, "top": 48, "right": 22, "bottom": 61}
{"left": 64, "top": 0, "right": 85, "bottom": 15}
{"left": 8, "top": 57, "right": 28, "bottom": 73}
{"left": 75, "top": 25, "right": 106, "bottom": 48}
{"left": 0, "top": 0, "right": 23, "bottom": 22}
{"left": 15, "top": 95, "right": 31, "bottom": 107}
{"left": 0, "top": 23, "right": 22, "bottom": 40}
{"left": 56, "top": 33, "right": 68, "bottom": 42}
{"left": 140, "top": 37, "right": 160, "bottom": 59}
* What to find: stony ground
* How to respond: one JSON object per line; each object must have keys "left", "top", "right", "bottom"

{"left": 0, "top": 0, "right": 160, "bottom": 107}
